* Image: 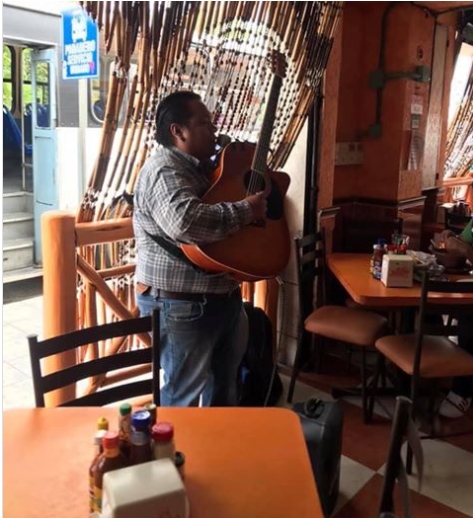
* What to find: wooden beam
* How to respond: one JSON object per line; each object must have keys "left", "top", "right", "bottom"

{"left": 75, "top": 217, "right": 134, "bottom": 246}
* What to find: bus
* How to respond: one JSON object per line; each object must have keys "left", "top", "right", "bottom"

{"left": 3, "top": 1, "right": 111, "bottom": 281}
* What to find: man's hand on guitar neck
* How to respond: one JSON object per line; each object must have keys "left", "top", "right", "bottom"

{"left": 245, "top": 191, "right": 267, "bottom": 227}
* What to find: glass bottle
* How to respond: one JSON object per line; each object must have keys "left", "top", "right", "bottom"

{"left": 88, "top": 429, "right": 107, "bottom": 513}
{"left": 130, "top": 410, "right": 152, "bottom": 465}
{"left": 97, "top": 417, "right": 109, "bottom": 431}
{"left": 93, "top": 431, "right": 127, "bottom": 513}
{"left": 373, "top": 238, "right": 386, "bottom": 280}
{"left": 370, "top": 244, "right": 378, "bottom": 274}
{"left": 118, "top": 403, "right": 132, "bottom": 461}
{"left": 152, "top": 421, "right": 176, "bottom": 462}
{"left": 144, "top": 403, "right": 157, "bottom": 427}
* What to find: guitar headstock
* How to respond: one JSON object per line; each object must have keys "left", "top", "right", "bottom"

{"left": 269, "top": 50, "right": 287, "bottom": 79}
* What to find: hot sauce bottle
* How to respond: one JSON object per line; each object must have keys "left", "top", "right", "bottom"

{"left": 93, "top": 431, "right": 127, "bottom": 513}
{"left": 118, "top": 403, "right": 132, "bottom": 461}
{"left": 88, "top": 429, "right": 107, "bottom": 513}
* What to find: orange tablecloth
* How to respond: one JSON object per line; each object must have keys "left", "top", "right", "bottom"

{"left": 3, "top": 407, "right": 323, "bottom": 518}
{"left": 328, "top": 253, "right": 473, "bottom": 307}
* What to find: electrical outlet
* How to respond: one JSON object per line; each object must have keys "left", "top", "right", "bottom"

{"left": 335, "top": 142, "right": 364, "bottom": 166}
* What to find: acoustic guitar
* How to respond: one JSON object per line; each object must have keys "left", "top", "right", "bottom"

{"left": 181, "top": 52, "right": 291, "bottom": 282}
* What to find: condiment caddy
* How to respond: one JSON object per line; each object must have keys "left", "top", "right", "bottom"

{"left": 89, "top": 404, "right": 187, "bottom": 518}
{"left": 370, "top": 234, "right": 412, "bottom": 285}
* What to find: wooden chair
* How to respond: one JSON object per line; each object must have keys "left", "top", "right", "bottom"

{"left": 377, "top": 396, "right": 423, "bottom": 518}
{"left": 371, "top": 274, "right": 473, "bottom": 471}
{"left": 342, "top": 218, "right": 403, "bottom": 253}
{"left": 287, "top": 232, "right": 388, "bottom": 423}
{"left": 28, "top": 310, "right": 160, "bottom": 407}
{"left": 339, "top": 225, "right": 403, "bottom": 374}
{"left": 444, "top": 209, "right": 471, "bottom": 234}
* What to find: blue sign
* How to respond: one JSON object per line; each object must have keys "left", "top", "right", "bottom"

{"left": 61, "top": 7, "right": 99, "bottom": 80}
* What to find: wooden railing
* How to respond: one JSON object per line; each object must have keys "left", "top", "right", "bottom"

{"left": 42, "top": 212, "right": 146, "bottom": 405}
{"left": 41, "top": 211, "right": 280, "bottom": 406}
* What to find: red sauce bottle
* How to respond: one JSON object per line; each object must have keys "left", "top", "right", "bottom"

{"left": 93, "top": 431, "right": 127, "bottom": 513}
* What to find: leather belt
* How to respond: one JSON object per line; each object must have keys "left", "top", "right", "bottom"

{"left": 157, "top": 289, "right": 240, "bottom": 302}
{"left": 137, "top": 282, "right": 239, "bottom": 302}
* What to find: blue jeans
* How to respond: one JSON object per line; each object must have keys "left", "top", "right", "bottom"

{"left": 137, "top": 290, "right": 248, "bottom": 407}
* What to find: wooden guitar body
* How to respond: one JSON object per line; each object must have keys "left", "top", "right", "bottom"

{"left": 181, "top": 142, "right": 291, "bottom": 282}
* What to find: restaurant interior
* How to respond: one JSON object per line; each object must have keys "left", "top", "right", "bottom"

{"left": 3, "top": 1, "right": 473, "bottom": 518}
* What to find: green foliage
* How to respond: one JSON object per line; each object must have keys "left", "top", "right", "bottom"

{"left": 3, "top": 45, "right": 12, "bottom": 79}
{"left": 3, "top": 45, "right": 13, "bottom": 109}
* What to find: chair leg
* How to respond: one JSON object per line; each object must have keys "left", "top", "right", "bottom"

{"left": 346, "top": 346, "right": 353, "bottom": 375}
{"left": 406, "top": 443, "right": 414, "bottom": 475}
{"left": 406, "top": 376, "right": 420, "bottom": 475}
{"left": 428, "top": 379, "right": 440, "bottom": 437}
{"left": 361, "top": 348, "right": 369, "bottom": 424}
{"left": 314, "top": 334, "right": 325, "bottom": 374}
{"left": 287, "top": 332, "right": 306, "bottom": 404}
{"left": 380, "top": 357, "right": 387, "bottom": 389}
{"left": 367, "top": 353, "right": 383, "bottom": 422}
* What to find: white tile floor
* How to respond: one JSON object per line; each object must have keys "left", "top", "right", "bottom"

{"left": 401, "top": 440, "right": 473, "bottom": 516}
{"left": 3, "top": 280, "right": 43, "bottom": 409}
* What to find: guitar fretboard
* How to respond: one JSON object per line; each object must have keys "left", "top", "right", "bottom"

{"left": 251, "top": 75, "right": 283, "bottom": 178}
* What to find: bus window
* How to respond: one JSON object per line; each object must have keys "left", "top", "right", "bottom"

{"left": 3, "top": 45, "right": 14, "bottom": 111}
{"left": 22, "top": 49, "right": 50, "bottom": 128}
{"left": 22, "top": 48, "right": 33, "bottom": 112}
{"left": 89, "top": 58, "right": 136, "bottom": 124}
{"left": 34, "top": 61, "right": 50, "bottom": 127}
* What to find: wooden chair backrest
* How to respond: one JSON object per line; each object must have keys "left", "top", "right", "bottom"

{"left": 294, "top": 231, "right": 327, "bottom": 320}
{"left": 28, "top": 310, "right": 160, "bottom": 407}
{"left": 444, "top": 210, "right": 471, "bottom": 234}
{"left": 412, "top": 275, "right": 473, "bottom": 385}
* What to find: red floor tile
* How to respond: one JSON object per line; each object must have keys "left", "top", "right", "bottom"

{"left": 337, "top": 401, "right": 393, "bottom": 471}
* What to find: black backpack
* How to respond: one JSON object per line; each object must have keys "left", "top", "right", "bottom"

{"left": 238, "top": 302, "right": 283, "bottom": 406}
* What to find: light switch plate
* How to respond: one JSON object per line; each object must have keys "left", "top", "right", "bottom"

{"left": 335, "top": 142, "right": 364, "bottom": 166}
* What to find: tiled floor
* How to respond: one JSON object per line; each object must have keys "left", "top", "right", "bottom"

{"left": 3, "top": 280, "right": 473, "bottom": 517}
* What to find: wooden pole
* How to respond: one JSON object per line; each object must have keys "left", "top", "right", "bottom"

{"left": 41, "top": 211, "right": 77, "bottom": 405}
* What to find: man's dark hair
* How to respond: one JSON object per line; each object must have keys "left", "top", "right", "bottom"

{"left": 155, "top": 91, "right": 202, "bottom": 147}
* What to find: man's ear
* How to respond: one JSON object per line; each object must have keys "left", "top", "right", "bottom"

{"left": 170, "top": 123, "right": 186, "bottom": 142}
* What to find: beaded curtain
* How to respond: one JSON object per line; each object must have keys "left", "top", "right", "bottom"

{"left": 77, "top": 1, "right": 343, "bottom": 223}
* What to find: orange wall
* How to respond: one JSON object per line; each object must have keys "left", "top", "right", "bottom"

{"left": 331, "top": 2, "right": 457, "bottom": 203}
{"left": 318, "top": 18, "right": 342, "bottom": 210}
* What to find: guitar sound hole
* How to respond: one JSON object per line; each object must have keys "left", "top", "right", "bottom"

{"left": 243, "top": 171, "right": 284, "bottom": 221}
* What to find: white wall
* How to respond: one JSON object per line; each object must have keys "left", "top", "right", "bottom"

{"left": 56, "top": 127, "right": 102, "bottom": 210}
{"left": 276, "top": 121, "right": 308, "bottom": 365}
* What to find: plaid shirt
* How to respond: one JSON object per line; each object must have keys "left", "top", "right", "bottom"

{"left": 133, "top": 146, "right": 254, "bottom": 293}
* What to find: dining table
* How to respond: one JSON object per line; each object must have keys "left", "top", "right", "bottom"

{"left": 327, "top": 253, "right": 473, "bottom": 308}
{"left": 3, "top": 406, "right": 323, "bottom": 518}
{"left": 326, "top": 252, "right": 473, "bottom": 400}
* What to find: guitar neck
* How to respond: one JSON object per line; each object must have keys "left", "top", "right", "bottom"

{"left": 251, "top": 74, "right": 283, "bottom": 176}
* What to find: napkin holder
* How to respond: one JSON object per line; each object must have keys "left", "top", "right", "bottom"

{"left": 101, "top": 458, "right": 189, "bottom": 518}
{"left": 381, "top": 254, "right": 414, "bottom": 288}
